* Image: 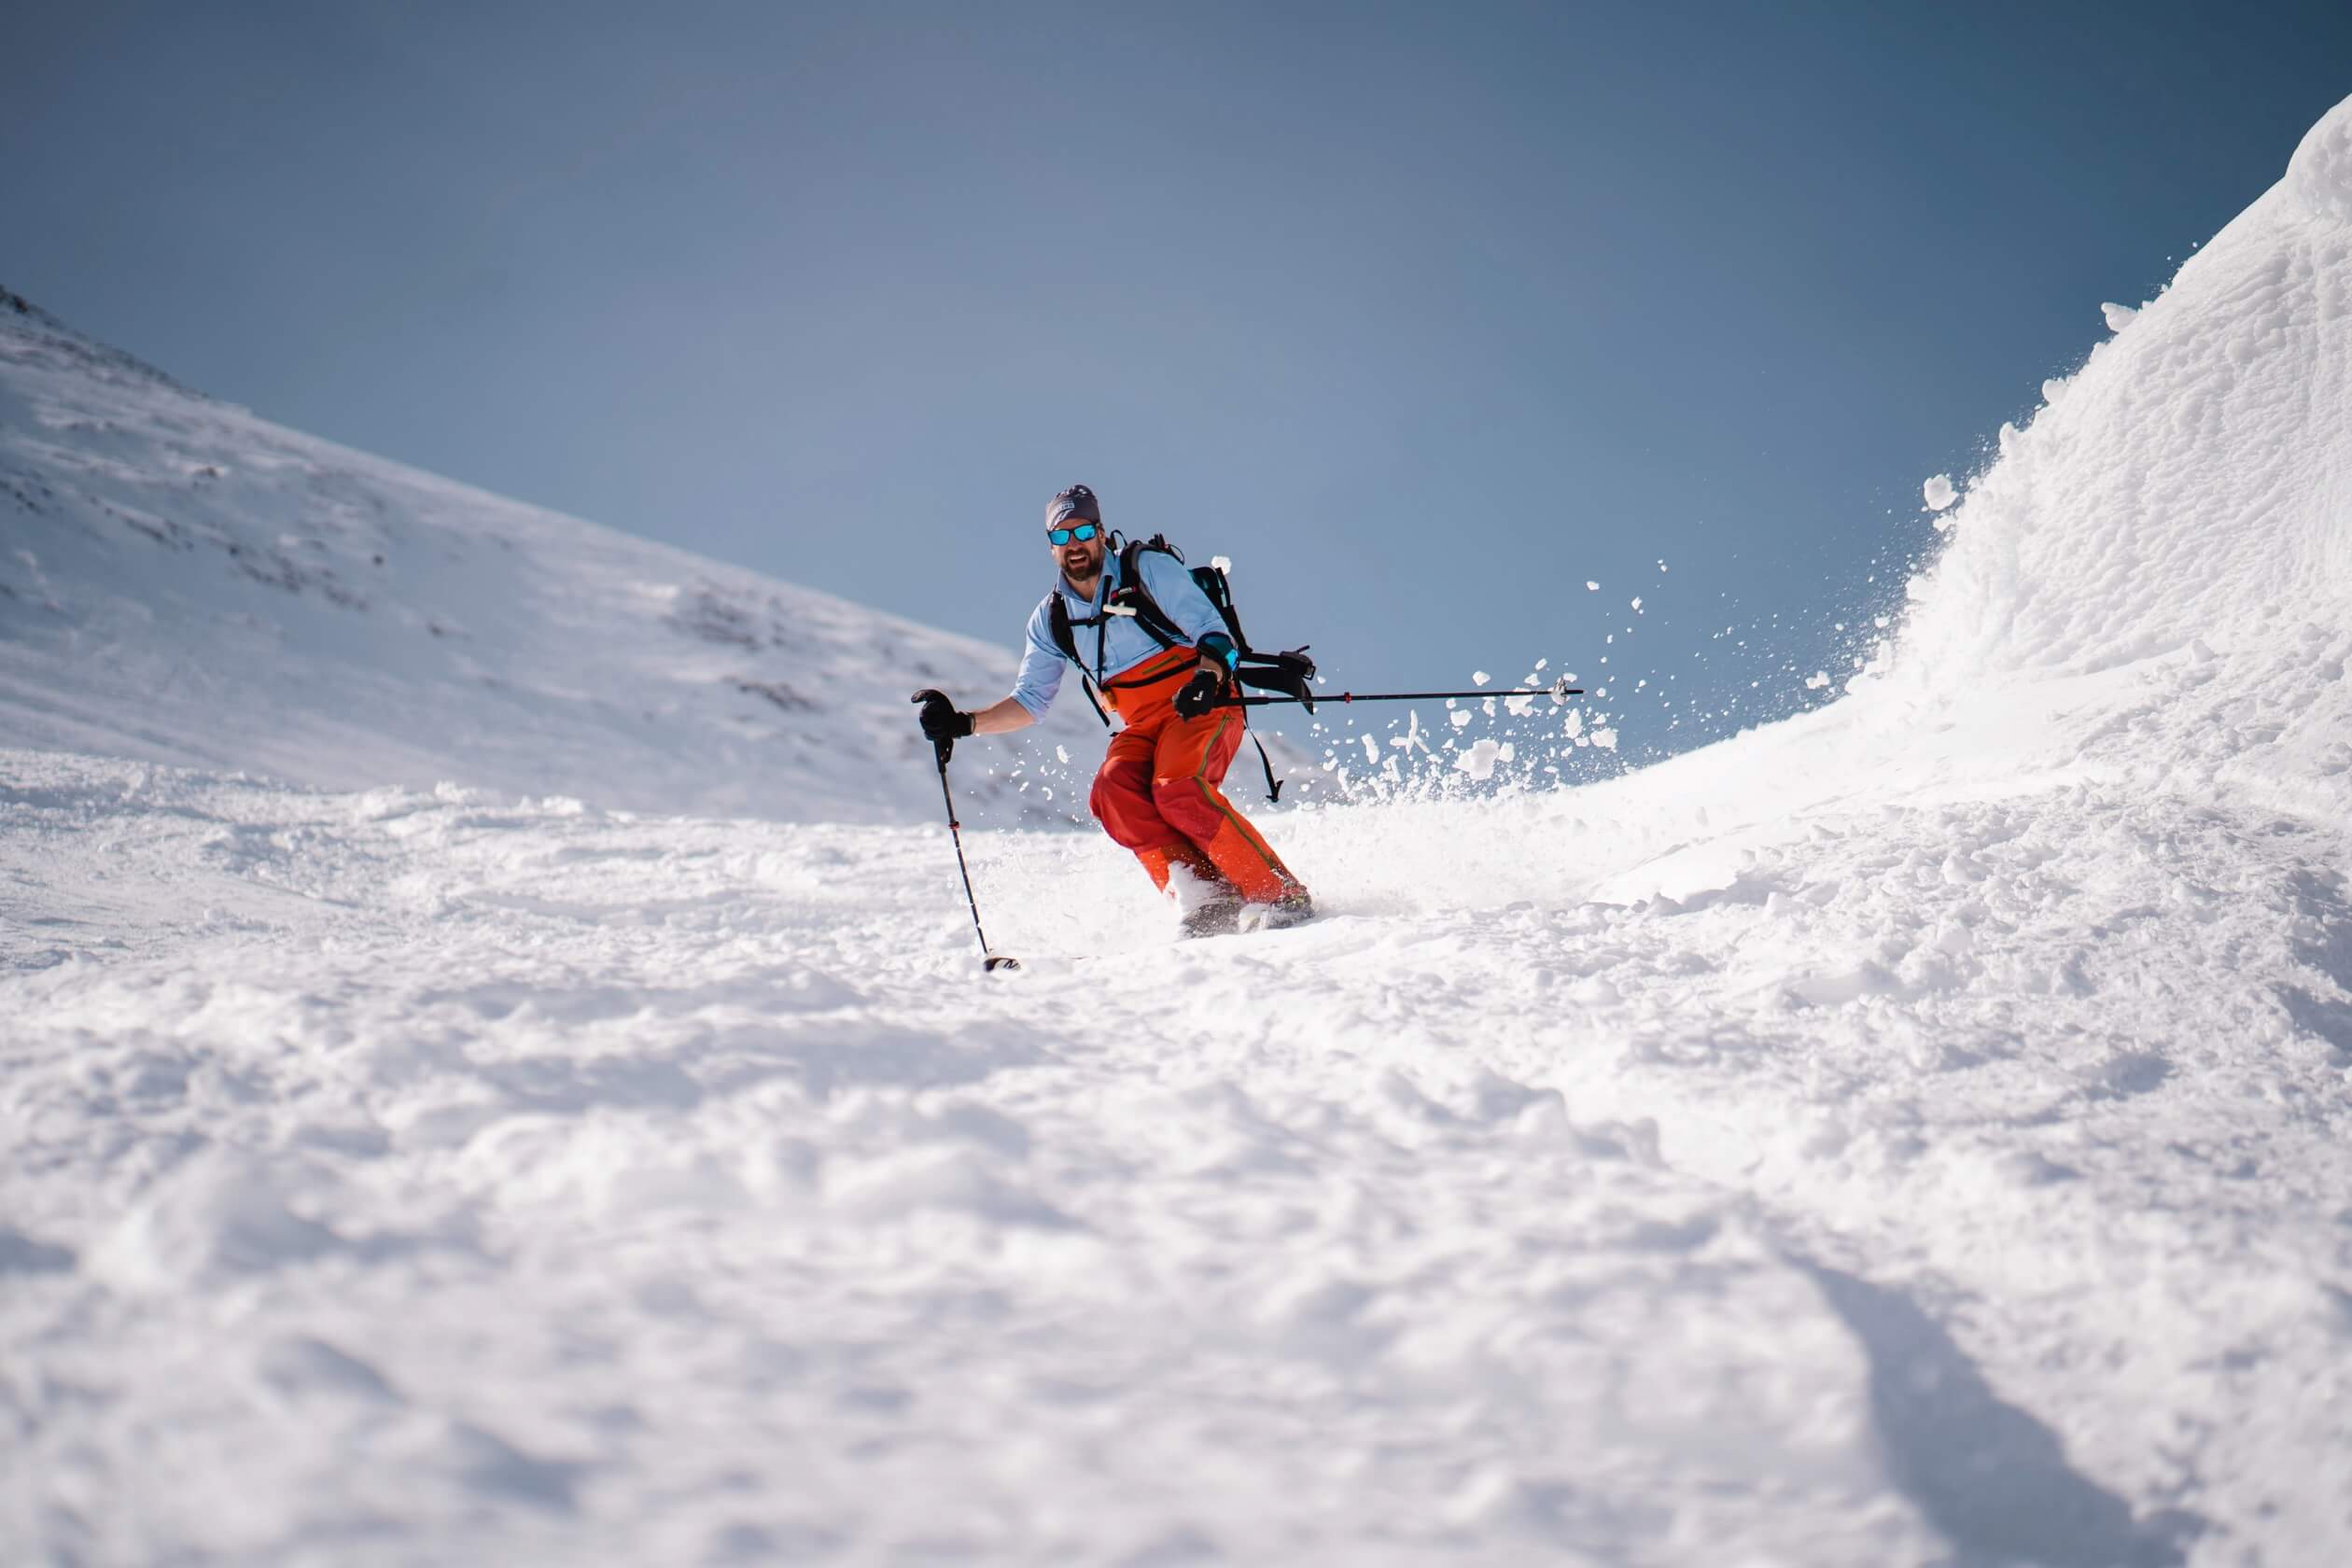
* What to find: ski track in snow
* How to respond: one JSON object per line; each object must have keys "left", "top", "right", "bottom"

{"left": 8, "top": 90, "right": 2352, "bottom": 1568}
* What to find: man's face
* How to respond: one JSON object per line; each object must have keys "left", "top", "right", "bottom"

{"left": 1049, "top": 520, "right": 1106, "bottom": 580}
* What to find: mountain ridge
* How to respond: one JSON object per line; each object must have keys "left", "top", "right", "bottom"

{"left": 0, "top": 287, "right": 1113, "bottom": 824}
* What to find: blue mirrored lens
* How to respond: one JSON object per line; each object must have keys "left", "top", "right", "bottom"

{"left": 1047, "top": 523, "right": 1099, "bottom": 545}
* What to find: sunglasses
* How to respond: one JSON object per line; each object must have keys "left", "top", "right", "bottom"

{"left": 1046, "top": 523, "right": 1101, "bottom": 546}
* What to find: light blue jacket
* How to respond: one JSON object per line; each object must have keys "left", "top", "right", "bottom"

{"left": 1010, "top": 547, "right": 1226, "bottom": 719}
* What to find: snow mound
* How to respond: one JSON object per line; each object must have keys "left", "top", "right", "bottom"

{"left": 1853, "top": 91, "right": 2352, "bottom": 813}
{"left": 2289, "top": 91, "right": 2352, "bottom": 223}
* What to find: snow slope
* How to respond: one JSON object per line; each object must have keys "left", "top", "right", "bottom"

{"left": 7, "top": 93, "right": 2352, "bottom": 1568}
{"left": 0, "top": 287, "right": 1106, "bottom": 824}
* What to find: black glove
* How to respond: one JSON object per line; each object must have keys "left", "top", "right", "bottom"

{"left": 911, "top": 688, "right": 974, "bottom": 753}
{"left": 1172, "top": 665, "right": 1226, "bottom": 720}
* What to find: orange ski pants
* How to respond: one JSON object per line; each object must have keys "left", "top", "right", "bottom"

{"left": 1087, "top": 650, "right": 1307, "bottom": 905}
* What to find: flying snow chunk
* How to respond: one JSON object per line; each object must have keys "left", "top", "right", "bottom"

{"left": 1586, "top": 581, "right": 1600, "bottom": 592}
{"left": 1473, "top": 670, "right": 1491, "bottom": 686}
{"left": 1806, "top": 671, "right": 1830, "bottom": 690}
{"left": 2101, "top": 301, "right": 2138, "bottom": 331}
{"left": 1454, "top": 736, "right": 1505, "bottom": 780}
{"left": 2042, "top": 376, "right": 2071, "bottom": 406}
{"left": 1923, "top": 474, "right": 1958, "bottom": 512}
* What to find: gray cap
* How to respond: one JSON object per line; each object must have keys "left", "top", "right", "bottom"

{"left": 1046, "top": 483, "right": 1100, "bottom": 527}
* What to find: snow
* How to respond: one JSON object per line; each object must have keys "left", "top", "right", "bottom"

{"left": 2102, "top": 301, "right": 2140, "bottom": 331}
{"left": 0, "top": 289, "right": 1105, "bottom": 827}
{"left": 1922, "top": 472, "right": 1958, "bottom": 511}
{"left": 1451, "top": 736, "right": 1506, "bottom": 779}
{"left": 9, "top": 91, "right": 2352, "bottom": 1566}
{"left": 2289, "top": 93, "right": 2352, "bottom": 222}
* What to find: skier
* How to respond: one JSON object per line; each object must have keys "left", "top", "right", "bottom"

{"left": 914, "top": 483, "right": 1313, "bottom": 935}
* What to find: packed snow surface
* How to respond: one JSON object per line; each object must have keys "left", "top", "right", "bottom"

{"left": 7, "top": 92, "right": 2352, "bottom": 1568}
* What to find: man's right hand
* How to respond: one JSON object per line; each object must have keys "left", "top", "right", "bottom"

{"left": 912, "top": 689, "right": 974, "bottom": 754}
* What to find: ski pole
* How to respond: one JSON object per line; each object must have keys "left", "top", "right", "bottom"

{"left": 929, "top": 741, "right": 1020, "bottom": 973}
{"left": 1225, "top": 677, "right": 1583, "bottom": 708}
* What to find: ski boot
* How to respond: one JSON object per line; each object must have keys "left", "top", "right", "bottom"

{"left": 1179, "top": 895, "right": 1245, "bottom": 938}
{"left": 1237, "top": 890, "right": 1315, "bottom": 933}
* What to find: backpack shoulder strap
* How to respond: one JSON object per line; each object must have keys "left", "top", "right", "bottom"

{"left": 1113, "top": 534, "right": 1189, "bottom": 650}
{"left": 1045, "top": 590, "right": 1080, "bottom": 665}
{"left": 1043, "top": 586, "right": 1111, "bottom": 727}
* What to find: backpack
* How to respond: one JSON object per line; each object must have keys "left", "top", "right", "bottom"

{"left": 1045, "top": 533, "right": 1317, "bottom": 799}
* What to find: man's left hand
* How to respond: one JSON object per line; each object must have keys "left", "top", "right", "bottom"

{"left": 1173, "top": 665, "right": 1226, "bottom": 719}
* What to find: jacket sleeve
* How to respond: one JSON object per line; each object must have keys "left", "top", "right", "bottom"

{"left": 1134, "top": 551, "right": 1228, "bottom": 650}
{"left": 1009, "top": 597, "right": 1065, "bottom": 720}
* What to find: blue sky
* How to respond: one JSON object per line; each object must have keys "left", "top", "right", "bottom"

{"left": 8, "top": 1, "right": 2351, "bottom": 763}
